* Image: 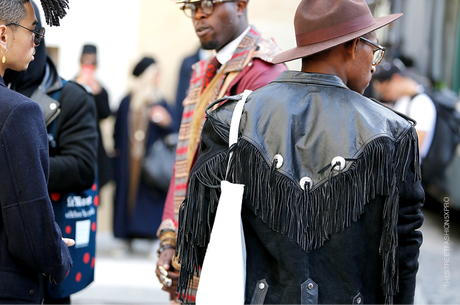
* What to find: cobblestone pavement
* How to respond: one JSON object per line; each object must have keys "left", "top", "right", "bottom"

{"left": 71, "top": 204, "right": 459, "bottom": 304}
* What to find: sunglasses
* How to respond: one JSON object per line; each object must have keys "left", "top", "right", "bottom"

{"left": 180, "top": 0, "right": 237, "bottom": 18}
{"left": 5, "top": 22, "right": 46, "bottom": 46}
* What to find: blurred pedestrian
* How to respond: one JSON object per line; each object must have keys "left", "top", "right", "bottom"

{"left": 155, "top": 0, "right": 287, "bottom": 301}
{"left": 113, "top": 57, "right": 176, "bottom": 256}
{"left": 372, "top": 59, "right": 437, "bottom": 160}
{"left": 5, "top": 2, "right": 98, "bottom": 303}
{"left": 0, "top": 0, "right": 73, "bottom": 302}
{"left": 75, "top": 44, "right": 114, "bottom": 190}
{"left": 176, "top": 0, "right": 424, "bottom": 303}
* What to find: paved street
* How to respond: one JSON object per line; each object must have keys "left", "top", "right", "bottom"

{"left": 71, "top": 204, "right": 460, "bottom": 304}
{"left": 72, "top": 234, "right": 170, "bottom": 304}
{"left": 415, "top": 203, "right": 460, "bottom": 304}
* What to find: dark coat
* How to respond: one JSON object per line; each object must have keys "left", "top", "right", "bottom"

{"left": 0, "top": 76, "right": 72, "bottom": 304}
{"left": 93, "top": 87, "right": 114, "bottom": 188}
{"left": 113, "top": 95, "right": 176, "bottom": 238}
{"left": 177, "top": 72, "right": 424, "bottom": 304}
{"left": 43, "top": 61, "right": 98, "bottom": 194}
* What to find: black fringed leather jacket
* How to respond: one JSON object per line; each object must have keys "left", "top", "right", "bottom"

{"left": 177, "top": 71, "right": 424, "bottom": 304}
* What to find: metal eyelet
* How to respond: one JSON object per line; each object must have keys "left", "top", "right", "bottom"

{"left": 331, "top": 156, "right": 346, "bottom": 171}
{"left": 300, "top": 177, "right": 313, "bottom": 190}
{"left": 273, "top": 154, "right": 284, "bottom": 169}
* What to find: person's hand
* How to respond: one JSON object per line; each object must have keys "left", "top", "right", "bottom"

{"left": 75, "top": 75, "right": 102, "bottom": 95}
{"left": 62, "top": 238, "right": 75, "bottom": 247}
{"left": 156, "top": 248, "right": 179, "bottom": 295}
{"left": 150, "top": 105, "right": 172, "bottom": 128}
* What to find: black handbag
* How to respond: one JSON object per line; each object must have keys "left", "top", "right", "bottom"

{"left": 142, "top": 132, "right": 178, "bottom": 192}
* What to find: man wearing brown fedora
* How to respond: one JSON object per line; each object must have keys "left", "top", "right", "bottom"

{"left": 176, "top": 0, "right": 424, "bottom": 304}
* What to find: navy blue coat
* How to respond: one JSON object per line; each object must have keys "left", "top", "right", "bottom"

{"left": 113, "top": 96, "right": 176, "bottom": 238}
{"left": 0, "top": 76, "right": 72, "bottom": 303}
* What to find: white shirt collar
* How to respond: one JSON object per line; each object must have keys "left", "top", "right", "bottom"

{"left": 215, "top": 26, "right": 251, "bottom": 66}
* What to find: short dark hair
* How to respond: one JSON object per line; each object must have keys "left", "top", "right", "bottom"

{"left": 0, "top": 0, "right": 29, "bottom": 26}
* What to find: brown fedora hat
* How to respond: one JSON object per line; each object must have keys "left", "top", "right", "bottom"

{"left": 272, "top": 0, "right": 402, "bottom": 64}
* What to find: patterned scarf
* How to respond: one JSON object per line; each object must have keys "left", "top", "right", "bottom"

{"left": 172, "top": 28, "right": 257, "bottom": 218}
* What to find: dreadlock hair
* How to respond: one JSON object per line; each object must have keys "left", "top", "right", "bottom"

{"left": 39, "top": 0, "right": 69, "bottom": 26}
{"left": 0, "top": 0, "right": 29, "bottom": 26}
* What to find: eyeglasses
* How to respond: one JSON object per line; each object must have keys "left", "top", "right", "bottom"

{"left": 359, "top": 36, "right": 385, "bottom": 66}
{"left": 180, "top": 0, "right": 236, "bottom": 18}
{"left": 5, "top": 22, "right": 45, "bottom": 46}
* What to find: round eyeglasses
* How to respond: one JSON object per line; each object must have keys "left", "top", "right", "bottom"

{"left": 359, "top": 36, "right": 386, "bottom": 66}
{"left": 180, "top": 0, "right": 237, "bottom": 18}
{"left": 5, "top": 22, "right": 45, "bottom": 46}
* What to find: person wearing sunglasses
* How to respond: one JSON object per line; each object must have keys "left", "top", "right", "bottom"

{"left": 155, "top": 0, "right": 287, "bottom": 302}
{"left": 0, "top": 0, "right": 73, "bottom": 303}
{"left": 176, "top": 0, "right": 424, "bottom": 304}
{"left": 4, "top": 1, "right": 99, "bottom": 303}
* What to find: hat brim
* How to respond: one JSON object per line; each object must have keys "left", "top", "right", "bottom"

{"left": 272, "top": 13, "right": 403, "bottom": 64}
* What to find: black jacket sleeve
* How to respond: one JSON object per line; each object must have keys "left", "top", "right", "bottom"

{"left": 0, "top": 99, "right": 72, "bottom": 283}
{"left": 48, "top": 82, "right": 98, "bottom": 193}
{"left": 394, "top": 144, "right": 425, "bottom": 304}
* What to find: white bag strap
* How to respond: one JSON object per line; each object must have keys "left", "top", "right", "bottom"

{"left": 197, "top": 90, "right": 252, "bottom": 305}
{"left": 226, "top": 90, "right": 252, "bottom": 177}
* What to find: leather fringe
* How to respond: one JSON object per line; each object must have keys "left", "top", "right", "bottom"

{"left": 177, "top": 127, "right": 420, "bottom": 304}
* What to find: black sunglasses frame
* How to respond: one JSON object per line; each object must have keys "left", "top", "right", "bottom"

{"left": 180, "top": 0, "right": 237, "bottom": 18}
{"left": 5, "top": 22, "right": 45, "bottom": 46}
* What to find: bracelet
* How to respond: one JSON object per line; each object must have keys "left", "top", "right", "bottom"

{"left": 160, "top": 240, "right": 176, "bottom": 249}
{"left": 160, "top": 230, "right": 177, "bottom": 241}
{"left": 157, "top": 245, "right": 176, "bottom": 257}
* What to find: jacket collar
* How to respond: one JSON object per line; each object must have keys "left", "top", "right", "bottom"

{"left": 42, "top": 56, "right": 63, "bottom": 94}
{"left": 274, "top": 70, "right": 349, "bottom": 89}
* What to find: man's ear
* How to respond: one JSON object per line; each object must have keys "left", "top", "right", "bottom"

{"left": 344, "top": 38, "right": 360, "bottom": 61}
{"left": 236, "top": 0, "right": 248, "bottom": 14}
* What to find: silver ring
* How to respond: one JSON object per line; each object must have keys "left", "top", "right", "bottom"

{"left": 163, "top": 276, "right": 172, "bottom": 287}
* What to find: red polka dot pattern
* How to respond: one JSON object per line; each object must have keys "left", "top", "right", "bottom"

{"left": 94, "top": 195, "right": 99, "bottom": 207}
{"left": 75, "top": 272, "right": 82, "bottom": 282}
{"left": 83, "top": 253, "right": 90, "bottom": 264}
{"left": 51, "top": 193, "right": 60, "bottom": 201}
{"left": 65, "top": 225, "right": 71, "bottom": 234}
{"left": 91, "top": 222, "right": 96, "bottom": 232}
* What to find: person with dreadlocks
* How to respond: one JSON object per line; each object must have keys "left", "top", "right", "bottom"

{"left": 4, "top": 1, "right": 98, "bottom": 303}
{"left": 0, "top": 0, "right": 72, "bottom": 303}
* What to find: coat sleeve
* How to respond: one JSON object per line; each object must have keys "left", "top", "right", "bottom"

{"left": 94, "top": 87, "right": 111, "bottom": 120}
{"left": 394, "top": 142, "right": 425, "bottom": 304}
{"left": 0, "top": 100, "right": 72, "bottom": 283}
{"left": 48, "top": 83, "right": 98, "bottom": 193}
